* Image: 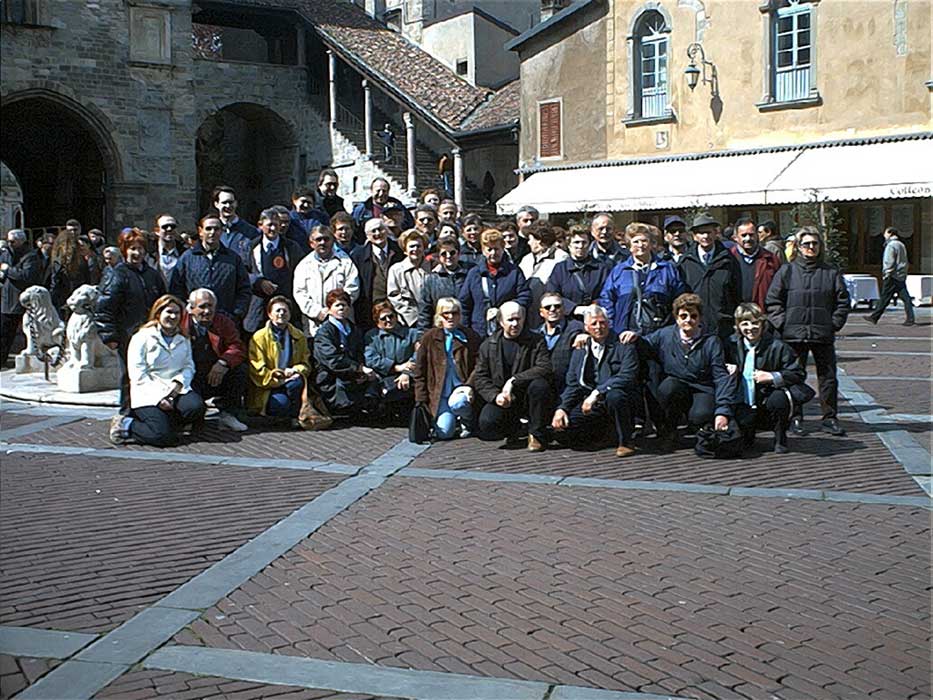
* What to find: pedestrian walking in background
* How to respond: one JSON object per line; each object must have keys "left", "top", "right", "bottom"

{"left": 438, "top": 153, "right": 453, "bottom": 196}
{"left": 766, "top": 226, "right": 850, "bottom": 437}
{"left": 377, "top": 123, "right": 396, "bottom": 163}
{"left": 865, "top": 226, "right": 915, "bottom": 326}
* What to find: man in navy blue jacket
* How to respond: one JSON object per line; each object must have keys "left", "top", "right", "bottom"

{"left": 552, "top": 304, "right": 640, "bottom": 457}
{"left": 213, "top": 185, "right": 260, "bottom": 267}
{"left": 459, "top": 229, "right": 530, "bottom": 338}
{"left": 546, "top": 226, "right": 610, "bottom": 320}
{"left": 287, "top": 185, "right": 330, "bottom": 255}
{"left": 169, "top": 215, "right": 251, "bottom": 326}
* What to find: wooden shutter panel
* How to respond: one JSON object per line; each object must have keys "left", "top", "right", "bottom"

{"left": 539, "top": 102, "right": 561, "bottom": 158}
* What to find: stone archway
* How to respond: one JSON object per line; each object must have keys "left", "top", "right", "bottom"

{"left": 0, "top": 91, "right": 120, "bottom": 233}
{"left": 196, "top": 102, "right": 298, "bottom": 224}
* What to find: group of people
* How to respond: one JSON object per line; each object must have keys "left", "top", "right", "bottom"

{"left": 3, "top": 169, "right": 903, "bottom": 457}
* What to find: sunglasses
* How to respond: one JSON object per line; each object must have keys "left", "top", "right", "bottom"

{"left": 542, "top": 304, "right": 562, "bottom": 311}
{"left": 378, "top": 314, "right": 395, "bottom": 322}
{"left": 438, "top": 250, "right": 457, "bottom": 257}
{"left": 161, "top": 224, "right": 177, "bottom": 230}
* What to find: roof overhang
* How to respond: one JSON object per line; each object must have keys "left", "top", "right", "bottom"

{"left": 498, "top": 135, "right": 933, "bottom": 215}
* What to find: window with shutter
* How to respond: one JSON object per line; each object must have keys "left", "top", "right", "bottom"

{"left": 539, "top": 101, "right": 561, "bottom": 159}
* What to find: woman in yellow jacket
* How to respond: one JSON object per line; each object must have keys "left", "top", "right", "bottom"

{"left": 247, "top": 295, "right": 311, "bottom": 421}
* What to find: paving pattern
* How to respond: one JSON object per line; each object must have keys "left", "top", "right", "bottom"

{"left": 172, "top": 477, "right": 931, "bottom": 700}
{"left": 92, "top": 669, "right": 395, "bottom": 700}
{"left": 0, "top": 413, "right": 44, "bottom": 432}
{"left": 0, "top": 453, "right": 344, "bottom": 634}
{"left": 8, "top": 420, "right": 405, "bottom": 467}
{"left": 0, "top": 656, "right": 60, "bottom": 700}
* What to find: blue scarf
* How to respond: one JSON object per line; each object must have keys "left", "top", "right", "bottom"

{"left": 328, "top": 316, "right": 351, "bottom": 344}
{"left": 444, "top": 328, "right": 466, "bottom": 355}
{"left": 271, "top": 324, "right": 292, "bottom": 369}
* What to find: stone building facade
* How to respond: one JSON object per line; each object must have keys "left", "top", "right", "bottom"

{"left": 1, "top": 0, "right": 518, "bottom": 238}
{"left": 501, "top": 0, "right": 933, "bottom": 275}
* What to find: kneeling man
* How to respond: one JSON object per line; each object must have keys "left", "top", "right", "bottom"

{"left": 472, "top": 301, "right": 554, "bottom": 451}
{"left": 552, "top": 305, "right": 640, "bottom": 457}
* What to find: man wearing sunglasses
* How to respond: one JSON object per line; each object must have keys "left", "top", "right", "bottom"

{"left": 534, "top": 292, "right": 583, "bottom": 396}
{"left": 153, "top": 214, "right": 183, "bottom": 285}
{"left": 766, "top": 227, "right": 850, "bottom": 437}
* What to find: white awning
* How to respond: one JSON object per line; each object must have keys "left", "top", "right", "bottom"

{"left": 497, "top": 137, "right": 933, "bottom": 215}
{"left": 764, "top": 138, "right": 933, "bottom": 204}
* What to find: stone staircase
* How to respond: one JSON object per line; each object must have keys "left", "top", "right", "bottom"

{"left": 335, "top": 107, "right": 498, "bottom": 220}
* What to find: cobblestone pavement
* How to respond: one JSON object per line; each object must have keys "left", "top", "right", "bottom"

{"left": 0, "top": 313, "right": 929, "bottom": 700}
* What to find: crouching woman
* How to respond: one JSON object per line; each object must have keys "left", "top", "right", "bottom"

{"left": 112, "top": 294, "right": 205, "bottom": 446}
{"left": 247, "top": 296, "right": 311, "bottom": 423}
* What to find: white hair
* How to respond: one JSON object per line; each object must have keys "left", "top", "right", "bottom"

{"left": 583, "top": 304, "right": 608, "bottom": 323}
{"left": 188, "top": 288, "right": 217, "bottom": 307}
{"left": 7, "top": 229, "right": 26, "bottom": 242}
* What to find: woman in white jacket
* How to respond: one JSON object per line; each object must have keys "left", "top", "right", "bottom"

{"left": 387, "top": 230, "right": 430, "bottom": 327}
{"left": 109, "top": 294, "right": 205, "bottom": 447}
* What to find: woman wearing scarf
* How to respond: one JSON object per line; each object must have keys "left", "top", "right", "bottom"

{"left": 313, "top": 288, "right": 379, "bottom": 416}
{"left": 247, "top": 296, "right": 311, "bottom": 423}
{"left": 414, "top": 297, "right": 482, "bottom": 439}
{"left": 364, "top": 300, "right": 420, "bottom": 419}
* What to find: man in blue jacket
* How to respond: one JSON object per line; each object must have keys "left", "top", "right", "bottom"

{"left": 287, "top": 185, "right": 330, "bottom": 255}
{"left": 351, "top": 178, "right": 413, "bottom": 235}
{"left": 552, "top": 304, "right": 640, "bottom": 457}
{"left": 546, "top": 226, "right": 610, "bottom": 320}
{"left": 169, "top": 214, "right": 251, "bottom": 326}
{"left": 213, "top": 185, "right": 259, "bottom": 267}
{"left": 459, "top": 229, "right": 530, "bottom": 338}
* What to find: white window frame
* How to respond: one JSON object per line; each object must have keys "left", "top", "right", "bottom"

{"left": 758, "top": 0, "right": 821, "bottom": 111}
{"left": 624, "top": 3, "right": 675, "bottom": 126}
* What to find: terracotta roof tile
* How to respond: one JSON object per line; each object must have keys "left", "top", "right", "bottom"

{"left": 459, "top": 79, "right": 521, "bottom": 131}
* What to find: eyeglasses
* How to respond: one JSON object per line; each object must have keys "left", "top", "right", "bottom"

{"left": 799, "top": 241, "right": 820, "bottom": 248}
{"left": 440, "top": 311, "right": 460, "bottom": 317}
{"left": 438, "top": 250, "right": 457, "bottom": 257}
{"left": 160, "top": 224, "right": 177, "bottom": 230}
{"left": 542, "top": 304, "right": 562, "bottom": 311}
{"left": 378, "top": 314, "right": 395, "bottom": 322}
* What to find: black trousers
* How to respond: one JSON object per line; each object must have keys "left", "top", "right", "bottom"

{"left": 116, "top": 340, "right": 131, "bottom": 416}
{"left": 0, "top": 311, "right": 23, "bottom": 366}
{"left": 735, "top": 391, "right": 791, "bottom": 441}
{"left": 870, "top": 277, "right": 915, "bottom": 323}
{"left": 786, "top": 341, "right": 838, "bottom": 420}
{"left": 655, "top": 377, "right": 717, "bottom": 433}
{"left": 130, "top": 392, "right": 206, "bottom": 448}
{"left": 554, "top": 388, "right": 635, "bottom": 448}
{"left": 478, "top": 377, "right": 554, "bottom": 442}
{"left": 192, "top": 363, "right": 247, "bottom": 411}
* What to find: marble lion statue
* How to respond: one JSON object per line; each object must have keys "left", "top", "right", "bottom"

{"left": 63, "top": 284, "right": 117, "bottom": 370}
{"left": 19, "top": 285, "right": 65, "bottom": 359}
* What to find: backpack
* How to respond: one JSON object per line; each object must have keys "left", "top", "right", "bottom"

{"left": 694, "top": 420, "right": 746, "bottom": 459}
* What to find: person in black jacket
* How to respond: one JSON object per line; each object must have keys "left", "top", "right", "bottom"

{"left": 677, "top": 215, "right": 741, "bottom": 339}
{"left": 725, "top": 303, "right": 809, "bottom": 453}
{"left": 0, "top": 229, "right": 44, "bottom": 366}
{"left": 533, "top": 292, "right": 584, "bottom": 396}
{"left": 417, "top": 235, "right": 474, "bottom": 332}
{"left": 350, "top": 217, "right": 403, "bottom": 333}
{"left": 634, "top": 293, "right": 736, "bottom": 450}
{"left": 546, "top": 225, "right": 610, "bottom": 321}
{"left": 471, "top": 301, "right": 555, "bottom": 451}
{"left": 765, "top": 227, "right": 850, "bottom": 436}
{"left": 312, "top": 288, "right": 379, "bottom": 416}
{"left": 243, "top": 208, "right": 304, "bottom": 334}
{"left": 95, "top": 228, "right": 166, "bottom": 414}
{"left": 551, "top": 304, "right": 640, "bottom": 457}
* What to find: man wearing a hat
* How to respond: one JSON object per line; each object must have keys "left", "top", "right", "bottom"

{"left": 661, "top": 215, "right": 690, "bottom": 264}
{"left": 676, "top": 214, "right": 741, "bottom": 339}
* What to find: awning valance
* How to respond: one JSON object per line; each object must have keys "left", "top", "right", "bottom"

{"left": 497, "top": 137, "right": 933, "bottom": 215}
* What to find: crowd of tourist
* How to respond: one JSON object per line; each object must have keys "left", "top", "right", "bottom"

{"left": 2, "top": 169, "right": 900, "bottom": 458}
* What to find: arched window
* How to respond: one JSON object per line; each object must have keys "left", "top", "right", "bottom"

{"left": 758, "top": 0, "right": 821, "bottom": 110}
{"left": 625, "top": 6, "right": 674, "bottom": 125}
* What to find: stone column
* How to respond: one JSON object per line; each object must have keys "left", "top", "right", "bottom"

{"left": 327, "top": 50, "right": 337, "bottom": 126}
{"left": 452, "top": 147, "right": 464, "bottom": 210}
{"left": 403, "top": 112, "right": 416, "bottom": 194}
{"left": 363, "top": 79, "right": 373, "bottom": 158}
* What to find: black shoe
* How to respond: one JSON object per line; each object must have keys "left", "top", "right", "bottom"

{"left": 790, "top": 417, "right": 805, "bottom": 436}
{"left": 903, "top": 319, "right": 916, "bottom": 327}
{"left": 862, "top": 314, "right": 878, "bottom": 325}
{"left": 821, "top": 418, "right": 846, "bottom": 437}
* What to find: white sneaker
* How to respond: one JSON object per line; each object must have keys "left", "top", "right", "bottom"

{"left": 217, "top": 411, "right": 248, "bottom": 432}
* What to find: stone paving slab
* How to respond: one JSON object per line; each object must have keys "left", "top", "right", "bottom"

{"left": 835, "top": 353, "right": 931, "bottom": 379}
{"left": 854, "top": 378, "right": 932, "bottom": 416}
{"left": 8, "top": 418, "right": 405, "bottom": 467}
{"left": 0, "top": 452, "right": 345, "bottom": 634}
{"left": 92, "top": 668, "right": 399, "bottom": 699}
{"left": 172, "top": 477, "right": 931, "bottom": 700}
{"left": 0, "top": 411, "right": 43, "bottom": 432}
{"left": 0, "top": 655, "right": 60, "bottom": 700}
{"left": 408, "top": 419, "right": 923, "bottom": 495}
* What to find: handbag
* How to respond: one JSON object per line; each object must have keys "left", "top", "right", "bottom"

{"left": 694, "top": 419, "right": 746, "bottom": 459}
{"left": 631, "top": 269, "right": 668, "bottom": 334}
{"left": 297, "top": 380, "right": 333, "bottom": 431}
{"left": 409, "top": 403, "right": 433, "bottom": 444}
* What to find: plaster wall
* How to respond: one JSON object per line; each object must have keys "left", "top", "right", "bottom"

{"left": 518, "top": 16, "right": 608, "bottom": 169}
{"left": 607, "top": 0, "right": 932, "bottom": 159}
{"left": 473, "top": 16, "right": 521, "bottom": 88}
{"left": 421, "top": 14, "right": 475, "bottom": 82}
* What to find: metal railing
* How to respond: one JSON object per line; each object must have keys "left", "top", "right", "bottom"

{"left": 334, "top": 101, "right": 364, "bottom": 131}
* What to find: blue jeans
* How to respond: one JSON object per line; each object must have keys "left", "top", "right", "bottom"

{"left": 266, "top": 376, "right": 304, "bottom": 418}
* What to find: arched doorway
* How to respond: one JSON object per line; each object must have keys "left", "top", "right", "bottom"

{"left": 0, "top": 162, "right": 25, "bottom": 231}
{"left": 0, "top": 93, "right": 116, "bottom": 233}
{"left": 196, "top": 103, "right": 297, "bottom": 224}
